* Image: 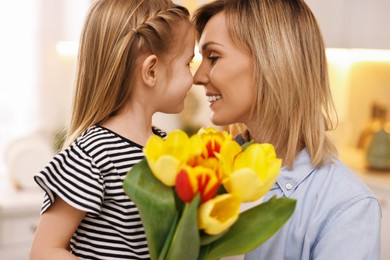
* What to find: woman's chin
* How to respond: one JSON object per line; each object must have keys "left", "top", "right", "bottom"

{"left": 210, "top": 114, "right": 230, "bottom": 126}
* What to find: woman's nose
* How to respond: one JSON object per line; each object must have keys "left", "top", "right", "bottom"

{"left": 193, "top": 61, "right": 208, "bottom": 86}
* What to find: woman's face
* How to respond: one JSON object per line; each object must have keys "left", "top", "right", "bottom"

{"left": 193, "top": 12, "right": 256, "bottom": 126}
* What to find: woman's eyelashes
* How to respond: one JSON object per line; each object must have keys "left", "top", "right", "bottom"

{"left": 207, "top": 52, "right": 220, "bottom": 65}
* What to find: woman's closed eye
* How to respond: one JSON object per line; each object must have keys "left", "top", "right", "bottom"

{"left": 207, "top": 53, "right": 220, "bottom": 65}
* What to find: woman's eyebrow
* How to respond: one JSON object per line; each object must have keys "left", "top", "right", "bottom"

{"left": 199, "top": 41, "right": 224, "bottom": 54}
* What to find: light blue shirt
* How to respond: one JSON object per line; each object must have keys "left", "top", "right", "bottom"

{"left": 245, "top": 149, "right": 381, "bottom": 260}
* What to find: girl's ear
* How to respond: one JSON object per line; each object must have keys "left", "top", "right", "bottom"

{"left": 141, "top": 54, "right": 158, "bottom": 87}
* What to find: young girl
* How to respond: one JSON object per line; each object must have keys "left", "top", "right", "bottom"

{"left": 31, "top": 0, "right": 195, "bottom": 259}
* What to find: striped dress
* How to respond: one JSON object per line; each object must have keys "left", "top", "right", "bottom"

{"left": 34, "top": 125, "right": 166, "bottom": 259}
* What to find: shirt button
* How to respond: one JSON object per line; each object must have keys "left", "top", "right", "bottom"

{"left": 285, "top": 183, "right": 293, "bottom": 190}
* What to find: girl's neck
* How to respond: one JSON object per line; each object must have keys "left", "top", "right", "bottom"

{"left": 101, "top": 106, "right": 154, "bottom": 146}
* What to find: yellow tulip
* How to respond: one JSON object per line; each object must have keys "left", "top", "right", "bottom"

{"left": 186, "top": 134, "right": 204, "bottom": 167}
{"left": 143, "top": 130, "right": 192, "bottom": 186}
{"left": 223, "top": 143, "right": 281, "bottom": 202}
{"left": 217, "top": 140, "right": 242, "bottom": 179}
{"left": 197, "top": 127, "right": 230, "bottom": 158}
{"left": 198, "top": 193, "right": 241, "bottom": 235}
{"left": 196, "top": 127, "right": 242, "bottom": 179}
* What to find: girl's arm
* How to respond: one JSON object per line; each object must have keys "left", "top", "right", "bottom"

{"left": 30, "top": 196, "right": 86, "bottom": 260}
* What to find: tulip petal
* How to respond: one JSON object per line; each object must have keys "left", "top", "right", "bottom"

{"left": 176, "top": 168, "right": 198, "bottom": 203}
{"left": 190, "top": 135, "right": 203, "bottom": 157}
{"left": 165, "top": 130, "right": 191, "bottom": 161}
{"left": 217, "top": 140, "right": 242, "bottom": 179}
{"left": 234, "top": 144, "right": 266, "bottom": 172}
{"left": 198, "top": 194, "right": 241, "bottom": 235}
{"left": 143, "top": 135, "right": 165, "bottom": 161}
{"left": 224, "top": 168, "right": 265, "bottom": 202}
{"left": 154, "top": 155, "right": 180, "bottom": 186}
{"left": 197, "top": 169, "right": 220, "bottom": 203}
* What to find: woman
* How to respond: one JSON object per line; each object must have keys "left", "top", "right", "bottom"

{"left": 193, "top": 0, "right": 381, "bottom": 259}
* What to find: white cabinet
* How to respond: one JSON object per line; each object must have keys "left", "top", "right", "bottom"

{"left": 0, "top": 176, "right": 42, "bottom": 260}
{"left": 305, "top": 0, "right": 390, "bottom": 49}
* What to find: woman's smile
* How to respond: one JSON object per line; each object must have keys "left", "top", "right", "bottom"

{"left": 207, "top": 94, "right": 222, "bottom": 106}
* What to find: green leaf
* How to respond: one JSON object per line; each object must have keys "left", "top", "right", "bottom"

{"left": 241, "top": 140, "right": 254, "bottom": 151}
{"left": 202, "top": 197, "right": 296, "bottom": 260}
{"left": 198, "top": 245, "right": 211, "bottom": 260}
{"left": 166, "top": 194, "right": 201, "bottom": 260}
{"left": 123, "top": 159, "right": 177, "bottom": 260}
{"left": 199, "top": 230, "right": 227, "bottom": 246}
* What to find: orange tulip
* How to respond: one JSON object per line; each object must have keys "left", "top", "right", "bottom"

{"left": 176, "top": 165, "right": 221, "bottom": 203}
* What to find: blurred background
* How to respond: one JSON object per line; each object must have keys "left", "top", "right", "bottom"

{"left": 0, "top": 0, "right": 390, "bottom": 259}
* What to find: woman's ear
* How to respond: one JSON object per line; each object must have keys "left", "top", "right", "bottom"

{"left": 141, "top": 54, "right": 158, "bottom": 88}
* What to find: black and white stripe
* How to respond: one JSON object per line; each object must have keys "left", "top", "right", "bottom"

{"left": 35, "top": 125, "right": 166, "bottom": 259}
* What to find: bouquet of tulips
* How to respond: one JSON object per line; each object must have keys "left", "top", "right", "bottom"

{"left": 123, "top": 127, "right": 296, "bottom": 260}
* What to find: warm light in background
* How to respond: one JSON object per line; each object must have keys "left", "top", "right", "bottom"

{"left": 0, "top": 1, "right": 39, "bottom": 174}
{"left": 325, "top": 48, "right": 390, "bottom": 149}
{"left": 175, "top": 0, "right": 210, "bottom": 14}
{"left": 326, "top": 48, "right": 390, "bottom": 63}
{"left": 56, "top": 41, "right": 79, "bottom": 57}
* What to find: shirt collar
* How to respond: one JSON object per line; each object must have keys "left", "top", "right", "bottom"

{"left": 274, "top": 149, "right": 316, "bottom": 197}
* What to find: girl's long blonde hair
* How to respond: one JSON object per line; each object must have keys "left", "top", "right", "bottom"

{"left": 64, "top": 0, "right": 190, "bottom": 147}
{"left": 194, "top": 0, "right": 337, "bottom": 167}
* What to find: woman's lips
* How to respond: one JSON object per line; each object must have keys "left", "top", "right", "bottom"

{"left": 207, "top": 94, "right": 222, "bottom": 105}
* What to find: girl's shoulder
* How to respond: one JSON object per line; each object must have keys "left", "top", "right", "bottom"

{"left": 70, "top": 125, "right": 140, "bottom": 156}
{"left": 72, "top": 125, "right": 167, "bottom": 152}
{"left": 72, "top": 126, "right": 112, "bottom": 149}
{"left": 76, "top": 125, "right": 109, "bottom": 141}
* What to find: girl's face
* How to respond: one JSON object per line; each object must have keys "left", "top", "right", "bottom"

{"left": 155, "top": 27, "right": 195, "bottom": 114}
{"left": 194, "top": 12, "right": 256, "bottom": 126}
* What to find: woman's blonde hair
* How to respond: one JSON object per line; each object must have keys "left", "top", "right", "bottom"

{"left": 193, "top": 0, "right": 337, "bottom": 167}
{"left": 64, "top": 0, "right": 190, "bottom": 147}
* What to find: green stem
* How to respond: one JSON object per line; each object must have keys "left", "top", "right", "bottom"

{"left": 158, "top": 213, "right": 179, "bottom": 260}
